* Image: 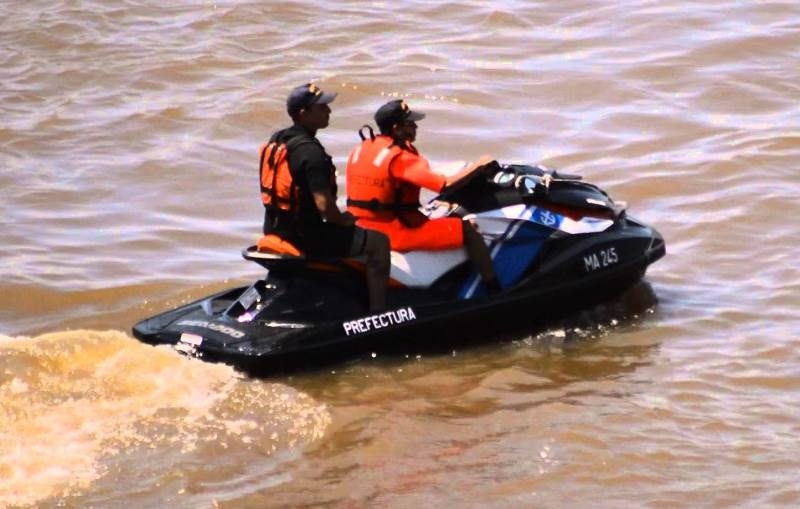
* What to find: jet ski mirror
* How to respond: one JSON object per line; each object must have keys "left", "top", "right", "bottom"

{"left": 514, "top": 175, "right": 542, "bottom": 195}
{"left": 491, "top": 170, "right": 516, "bottom": 188}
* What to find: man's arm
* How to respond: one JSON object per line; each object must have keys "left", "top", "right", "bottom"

{"left": 312, "top": 189, "right": 355, "bottom": 226}
{"left": 295, "top": 143, "right": 355, "bottom": 226}
{"left": 391, "top": 150, "right": 447, "bottom": 192}
{"left": 443, "top": 154, "right": 494, "bottom": 189}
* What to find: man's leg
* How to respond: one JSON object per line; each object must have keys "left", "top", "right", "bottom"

{"left": 361, "top": 230, "right": 391, "bottom": 311}
{"left": 311, "top": 224, "right": 390, "bottom": 312}
{"left": 462, "top": 221, "right": 501, "bottom": 292}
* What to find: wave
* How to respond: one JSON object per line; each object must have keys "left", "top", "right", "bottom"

{"left": 0, "top": 330, "right": 330, "bottom": 507}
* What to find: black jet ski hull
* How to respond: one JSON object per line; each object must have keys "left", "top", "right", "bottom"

{"left": 133, "top": 161, "right": 666, "bottom": 375}
{"left": 133, "top": 223, "right": 664, "bottom": 376}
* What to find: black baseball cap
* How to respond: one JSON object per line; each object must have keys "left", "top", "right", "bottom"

{"left": 374, "top": 99, "right": 426, "bottom": 133}
{"left": 287, "top": 83, "right": 337, "bottom": 117}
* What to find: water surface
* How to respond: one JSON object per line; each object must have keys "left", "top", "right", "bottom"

{"left": 1, "top": 1, "right": 799, "bottom": 507}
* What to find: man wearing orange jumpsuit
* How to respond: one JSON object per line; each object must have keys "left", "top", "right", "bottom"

{"left": 345, "top": 99, "right": 500, "bottom": 292}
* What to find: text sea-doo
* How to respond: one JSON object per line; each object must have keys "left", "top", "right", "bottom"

{"left": 133, "top": 162, "right": 665, "bottom": 375}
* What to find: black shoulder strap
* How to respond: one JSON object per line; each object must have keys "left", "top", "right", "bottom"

{"left": 263, "top": 129, "right": 286, "bottom": 173}
{"left": 284, "top": 134, "right": 316, "bottom": 153}
{"left": 345, "top": 198, "right": 419, "bottom": 212}
{"left": 264, "top": 128, "right": 313, "bottom": 155}
{"left": 265, "top": 133, "right": 319, "bottom": 214}
{"left": 262, "top": 131, "right": 315, "bottom": 170}
{"left": 267, "top": 128, "right": 287, "bottom": 145}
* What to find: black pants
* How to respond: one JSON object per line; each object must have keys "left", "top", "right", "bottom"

{"left": 264, "top": 208, "right": 365, "bottom": 257}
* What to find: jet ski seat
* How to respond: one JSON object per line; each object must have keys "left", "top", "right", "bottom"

{"left": 244, "top": 235, "right": 375, "bottom": 276}
{"left": 256, "top": 234, "right": 303, "bottom": 257}
{"left": 244, "top": 235, "right": 415, "bottom": 288}
{"left": 241, "top": 235, "right": 306, "bottom": 271}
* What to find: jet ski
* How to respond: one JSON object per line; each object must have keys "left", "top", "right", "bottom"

{"left": 132, "top": 161, "right": 665, "bottom": 375}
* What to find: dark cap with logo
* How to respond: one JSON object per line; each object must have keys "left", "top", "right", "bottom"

{"left": 374, "top": 99, "right": 426, "bottom": 133}
{"left": 287, "top": 83, "right": 337, "bottom": 117}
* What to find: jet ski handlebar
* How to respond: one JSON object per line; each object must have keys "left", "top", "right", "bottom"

{"left": 488, "top": 164, "right": 584, "bottom": 196}
{"left": 434, "top": 161, "right": 620, "bottom": 219}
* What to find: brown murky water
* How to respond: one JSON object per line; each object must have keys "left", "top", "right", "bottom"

{"left": 2, "top": 1, "right": 799, "bottom": 507}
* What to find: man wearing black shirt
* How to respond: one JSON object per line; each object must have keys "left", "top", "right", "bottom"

{"left": 264, "top": 83, "right": 390, "bottom": 311}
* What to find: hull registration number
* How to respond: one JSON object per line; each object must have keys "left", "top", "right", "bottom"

{"left": 584, "top": 246, "right": 619, "bottom": 272}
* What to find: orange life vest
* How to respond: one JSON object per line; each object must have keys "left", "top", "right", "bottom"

{"left": 345, "top": 134, "right": 419, "bottom": 221}
{"left": 259, "top": 134, "right": 313, "bottom": 213}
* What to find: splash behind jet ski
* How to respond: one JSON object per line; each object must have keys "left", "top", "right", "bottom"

{"left": 132, "top": 161, "right": 665, "bottom": 375}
